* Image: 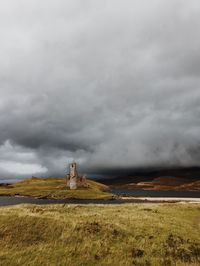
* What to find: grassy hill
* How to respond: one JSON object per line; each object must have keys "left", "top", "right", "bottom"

{"left": 0, "top": 203, "right": 199, "bottom": 266}
{"left": 0, "top": 177, "right": 113, "bottom": 199}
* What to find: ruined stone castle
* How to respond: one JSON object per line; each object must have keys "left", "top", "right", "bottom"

{"left": 66, "top": 161, "right": 87, "bottom": 189}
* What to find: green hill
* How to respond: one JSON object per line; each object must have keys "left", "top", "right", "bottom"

{"left": 0, "top": 177, "right": 113, "bottom": 199}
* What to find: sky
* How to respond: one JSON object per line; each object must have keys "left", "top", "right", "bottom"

{"left": 0, "top": 0, "right": 200, "bottom": 181}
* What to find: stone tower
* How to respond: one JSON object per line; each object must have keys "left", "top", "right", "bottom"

{"left": 68, "top": 162, "right": 78, "bottom": 189}
{"left": 69, "top": 162, "right": 77, "bottom": 178}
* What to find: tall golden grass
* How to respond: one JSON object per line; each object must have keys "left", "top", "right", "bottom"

{"left": 0, "top": 203, "right": 199, "bottom": 265}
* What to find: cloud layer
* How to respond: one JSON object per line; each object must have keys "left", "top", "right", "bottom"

{"left": 0, "top": 0, "right": 200, "bottom": 180}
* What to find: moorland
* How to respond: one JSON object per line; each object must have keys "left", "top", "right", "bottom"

{"left": 0, "top": 203, "right": 199, "bottom": 266}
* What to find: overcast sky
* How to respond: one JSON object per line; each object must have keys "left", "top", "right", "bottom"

{"left": 0, "top": 0, "right": 200, "bottom": 181}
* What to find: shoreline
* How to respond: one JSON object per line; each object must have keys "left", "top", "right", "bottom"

{"left": 120, "top": 196, "right": 200, "bottom": 203}
{"left": 0, "top": 195, "right": 200, "bottom": 206}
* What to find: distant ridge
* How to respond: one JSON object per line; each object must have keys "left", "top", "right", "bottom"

{"left": 99, "top": 167, "right": 200, "bottom": 191}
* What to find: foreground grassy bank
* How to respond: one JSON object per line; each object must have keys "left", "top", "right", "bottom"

{"left": 0, "top": 177, "right": 112, "bottom": 199}
{"left": 0, "top": 203, "right": 199, "bottom": 266}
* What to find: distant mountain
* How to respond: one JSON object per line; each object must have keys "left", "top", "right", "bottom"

{"left": 150, "top": 176, "right": 190, "bottom": 186}
{"left": 98, "top": 167, "right": 200, "bottom": 191}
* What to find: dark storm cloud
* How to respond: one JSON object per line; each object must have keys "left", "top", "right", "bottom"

{"left": 0, "top": 0, "right": 200, "bottom": 180}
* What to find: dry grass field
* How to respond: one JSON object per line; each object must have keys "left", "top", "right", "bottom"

{"left": 0, "top": 203, "right": 199, "bottom": 266}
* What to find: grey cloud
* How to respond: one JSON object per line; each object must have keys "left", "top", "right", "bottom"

{"left": 0, "top": 0, "right": 200, "bottom": 181}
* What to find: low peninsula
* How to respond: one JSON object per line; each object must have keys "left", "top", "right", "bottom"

{"left": 0, "top": 177, "right": 113, "bottom": 200}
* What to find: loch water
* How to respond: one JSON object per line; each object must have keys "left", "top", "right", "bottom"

{"left": 0, "top": 189, "right": 199, "bottom": 206}
{"left": 112, "top": 188, "right": 200, "bottom": 198}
